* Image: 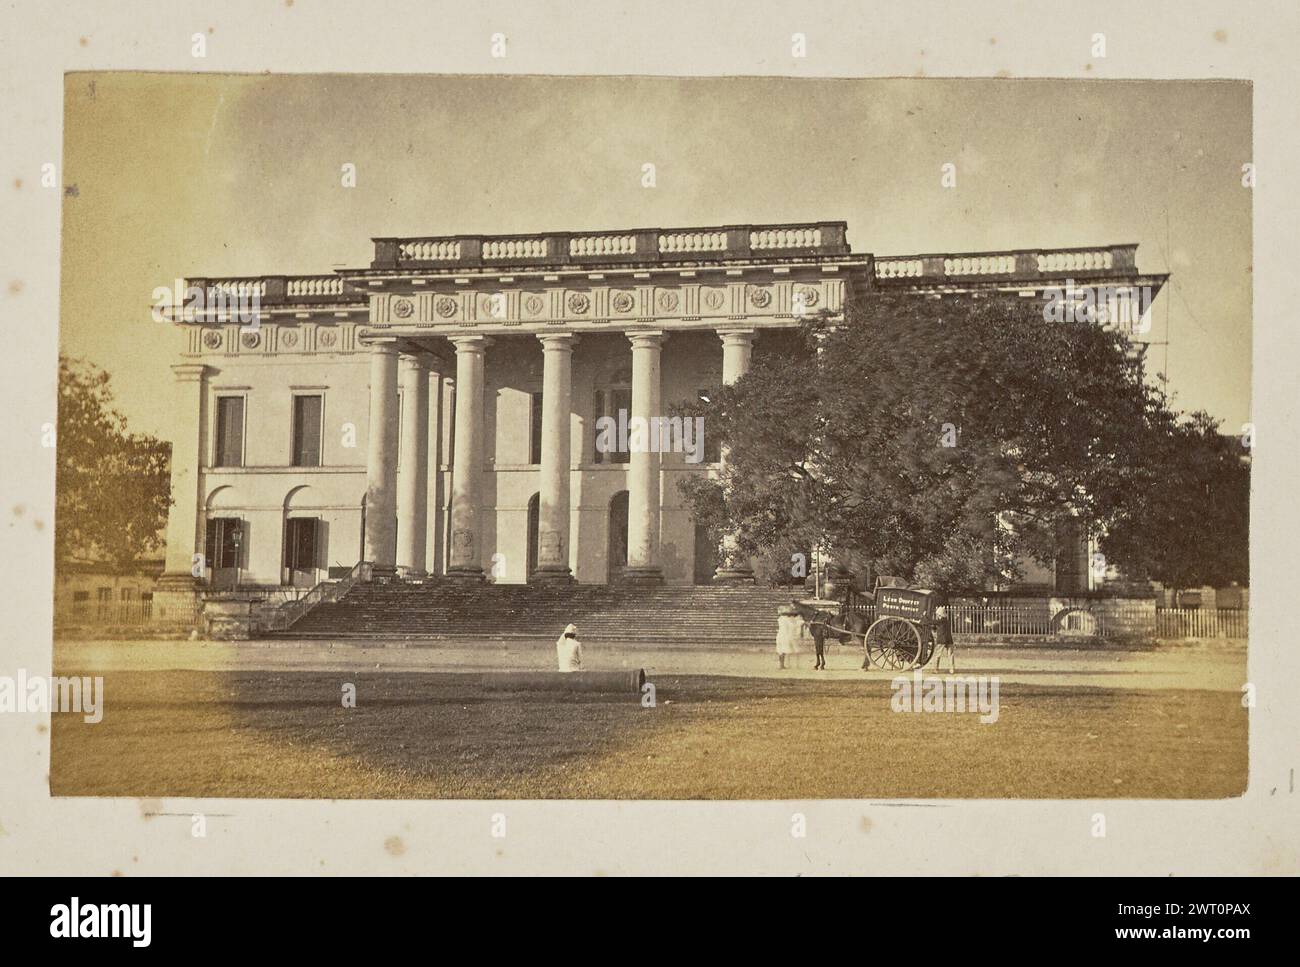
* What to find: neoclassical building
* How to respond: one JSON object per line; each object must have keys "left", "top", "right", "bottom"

{"left": 156, "top": 221, "right": 1162, "bottom": 600}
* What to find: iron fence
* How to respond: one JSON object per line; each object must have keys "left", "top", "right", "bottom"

{"left": 1155, "top": 607, "right": 1249, "bottom": 639}
{"left": 841, "top": 599, "right": 1246, "bottom": 640}
{"left": 54, "top": 598, "right": 202, "bottom": 630}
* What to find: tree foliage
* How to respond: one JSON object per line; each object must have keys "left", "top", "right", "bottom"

{"left": 678, "top": 293, "right": 1248, "bottom": 591}
{"left": 56, "top": 356, "right": 172, "bottom": 570}
{"left": 1097, "top": 410, "right": 1249, "bottom": 589}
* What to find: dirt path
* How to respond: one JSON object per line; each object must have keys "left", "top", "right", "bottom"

{"left": 54, "top": 636, "right": 1247, "bottom": 692}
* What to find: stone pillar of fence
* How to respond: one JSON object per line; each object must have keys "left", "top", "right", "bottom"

{"left": 203, "top": 596, "right": 254, "bottom": 640}
{"left": 1097, "top": 597, "right": 1156, "bottom": 637}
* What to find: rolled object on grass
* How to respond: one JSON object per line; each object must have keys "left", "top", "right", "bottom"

{"left": 463, "top": 669, "right": 647, "bottom": 693}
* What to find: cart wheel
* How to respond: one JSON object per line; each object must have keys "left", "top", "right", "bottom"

{"left": 866, "top": 617, "right": 924, "bottom": 670}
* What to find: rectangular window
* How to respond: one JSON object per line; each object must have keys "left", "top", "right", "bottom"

{"left": 120, "top": 588, "right": 136, "bottom": 601}
{"left": 698, "top": 388, "right": 721, "bottom": 463}
{"left": 1054, "top": 520, "right": 1085, "bottom": 593}
{"left": 214, "top": 396, "right": 245, "bottom": 468}
{"left": 529, "top": 391, "right": 544, "bottom": 465}
{"left": 609, "top": 388, "right": 631, "bottom": 465}
{"left": 592, "top": 390, "right": 605, "bottom": 465}
{"left": 96, "top": 587, "right": 112, "bottom": 602}
{"left": 291, "top": 394, "right": 323, "bottom": 467}
{"left": 592, "top": 388, "right": 631, "bottom": 465}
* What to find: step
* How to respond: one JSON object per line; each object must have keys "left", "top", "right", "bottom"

{"left": 273, "top": 582, "right": 800, "bottom": 642}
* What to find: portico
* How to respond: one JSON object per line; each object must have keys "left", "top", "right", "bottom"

{"left": 344, "top": 222, "right": 862, "bottom": 585}
{"left": 356, "top": 324, "right": 757, "bottom": 586}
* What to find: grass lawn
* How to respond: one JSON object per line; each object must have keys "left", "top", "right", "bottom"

{"left": 49, "top": 671, "right": 1247, "bottom": 799}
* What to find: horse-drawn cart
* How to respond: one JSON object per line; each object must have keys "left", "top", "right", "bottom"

{"left": 865, "top": 586, "right": 951, "bottom": 671}
{"left": 796, "top": 577, "right": 955, "bottom": 672}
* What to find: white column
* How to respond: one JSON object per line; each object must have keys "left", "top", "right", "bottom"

{"left": 447, "top": 335, "right": 490, "bottom": 579}
{"left": 532, "top": 333, "right": 576, "bottom": 582}
{"left": 714, "top": 329, "right": 756, "bottom": 583}
{"left": 159, "top": 363, "right": 208, "bottom": 588}
{"left": 363, "top": 339, "right": 400, "bottom": 569}
{"left": 625, "top": 330, "right": 666, "bottom": 583}
{"left": 424, "top": 369, "right": 444, "bottom": 576}
{"left": 397, "top": 353, "right": 430, "bottom": 576}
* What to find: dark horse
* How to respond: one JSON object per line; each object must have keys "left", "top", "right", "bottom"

{"left": 791, "top": 597, "right": 873, "bottom": 670}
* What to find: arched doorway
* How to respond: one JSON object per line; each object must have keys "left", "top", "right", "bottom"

{"left": 283, "top": 486, "right": 325, "bottom": 588}
{"left": 608, "top": 490, "right": 629, "bottom": 582}
{"left": 592, "top": 367, "right": 633, "bottom": 464}
{"left": 204, "top": 485, "right": 244, "bottom": 590}
{"left": 526, "top": 493, "right": 540, "bottom": 580}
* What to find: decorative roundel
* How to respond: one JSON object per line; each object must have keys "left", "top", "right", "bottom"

{"left": 567, "top": 292, "right": 590, "bottom": 315}
{"left": 749, "top": 286, "right": 773, "bottom": 308}
{"left": 524, "top": 294, "right": 545, "bottom": 316}
{"left": 318, "top": 328, "right": 338, "bottom": 348}
{"left": 202, "top": 330, "right": 223, "bottom": 350}
{"left": 657, "top": 290, "right": 679, "bottom": 312}
{"left": 393, "top": 297, "right": 415, "bottom": 319}
{"left": 280, "top": 329, "right": 298, "bottom": 348}
{"left": 436, "top": 297, "right": 458, "bottom": 318}
{"left": 240, "top": 330, "right": 261, "bottom": 349}
{"left": 611, "top": 291, "right": 635, "bottom": 313}
{"left": 798, "top": 285, "right": 820, "bottom": 308}
{"left": 702, "top": 288, "right": 725, "bottom": 310}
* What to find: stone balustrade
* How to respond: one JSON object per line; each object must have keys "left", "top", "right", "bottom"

{"left": 371, "top": 221, "right": 852, "bottom": 269}
{"left": 286, "top": 276, "right": 345, "bottom": 297}
{"left": 183, "top": 238, "right": 1148, "bottom": 315}
{"left": 750, "top": 226, "right": 823, "bottom": 250}
{"left": 185, "top": 275, "right": 362, "bottom": 307}
{"left": 570, "top": 233, "right": 637, "bottom": 256}
{"left": 483, "top": 237, "right": 549, "bottom": 260}
{"left": 873, "top": 244, "right": 1140, "bottom": 285}
{"left": 206, "top": 279, "right": 265, "bottom": 298}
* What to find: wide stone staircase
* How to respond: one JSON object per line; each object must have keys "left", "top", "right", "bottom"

{"left": 274, "top": 581, "right": 801, "bottom": 645}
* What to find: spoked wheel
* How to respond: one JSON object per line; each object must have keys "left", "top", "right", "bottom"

{"left": 865, "top": 617, "right": 924, "bottom": 670}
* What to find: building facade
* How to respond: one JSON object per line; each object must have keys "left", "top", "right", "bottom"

{"left": 54, "top": 557, "right": 165, "bottom": 624}
{"left": 155, "top": 221, "right": 1163, "bottom": 601}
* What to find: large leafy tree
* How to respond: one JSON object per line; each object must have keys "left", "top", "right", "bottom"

{"left": 679, "top": 292, "right": 1248, "bottom": 591}
{"left": 56, "top": 355, "right": 172, "bottom": 570}
{"left": 1098, "top": 411, "right": 1249, "bottom": 590}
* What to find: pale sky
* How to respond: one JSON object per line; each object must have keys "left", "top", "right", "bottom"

{"left": 59, "top": 73, "right": 1252, "bottom": 444}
